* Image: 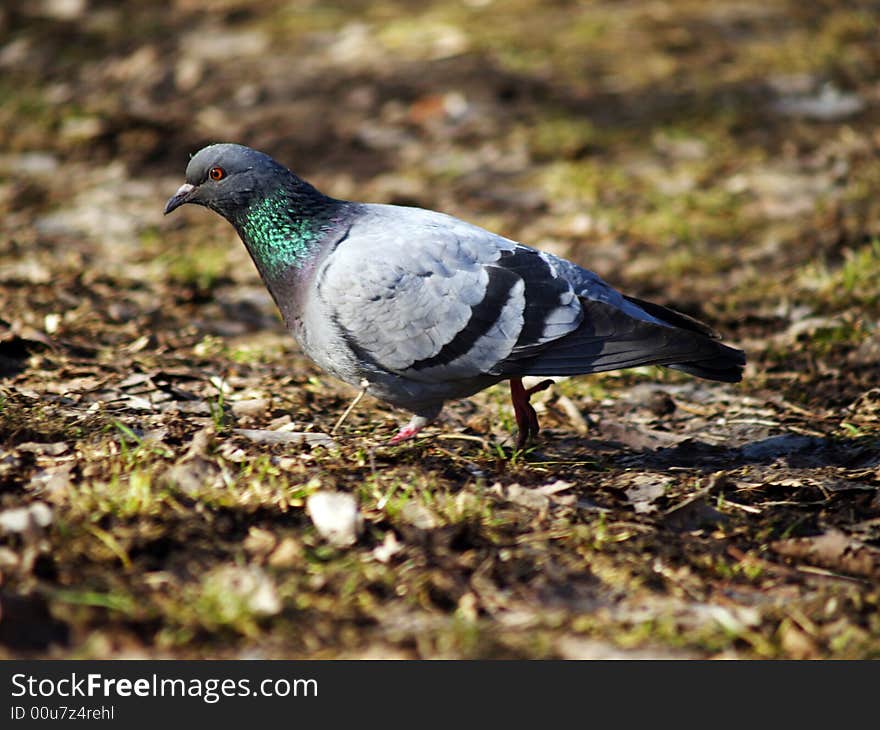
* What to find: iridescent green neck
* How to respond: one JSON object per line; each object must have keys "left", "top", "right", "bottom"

{"left": 237, "top": 193, "right": 321, "bottom": 278}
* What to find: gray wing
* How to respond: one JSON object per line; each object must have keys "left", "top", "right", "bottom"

{"left": 315, "top": 205, "right": 583, "bottom": 382}
{"left": 317, "top": 204, "right": 744, "bottom": 385}
{"left": 496, "top": 252, "right": 746, "bottom": 382}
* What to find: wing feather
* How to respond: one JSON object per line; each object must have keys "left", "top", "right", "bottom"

{"left": 316, "top": 204, "right": 744, "bottom": 388}
{"left": 316, "top": 206, "right": 583, "bottom": 381}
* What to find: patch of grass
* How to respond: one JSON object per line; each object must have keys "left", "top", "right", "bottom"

{"left": 162, "top": 240, "right": 232, "bottom": 292}
{"left": 523, "top": 116, "right": 597, "bottom": 161}
{"left": 182, "top": 565, "right": 279, "bottom": 639}
{"left": 797, "top": 238, "right": 880, "bottom": 310}
{"left": 68, "top": 469, "right": 171, "bottom": 521}
{"left": 208, "top": 388, "right": 228, "bottom": 433}
{"left": 807, "top": 320, "right": 870, "bottom": 358}
{"left": 0, "top": 396, "right": 95, "bottom": 444}
{"left": 0, "top": 82, "right": 57, "bottom": 150}
{"left": 52, "top": 588, "right": 137, "bottom": 615}
{"left": 635, "top": 185, "right": 749, "bottom": 248}
{"left": 113, "top": 421, "right": 174, "bottom": 463}
{"left": 537, "top": 159, "right": 622, "bottom": 208}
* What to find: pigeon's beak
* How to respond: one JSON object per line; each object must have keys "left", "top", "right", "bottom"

{"left": 164, "top": 183, "right": 196, "bottom": 215}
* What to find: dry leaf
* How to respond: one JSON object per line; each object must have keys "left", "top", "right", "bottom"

{"left": 771, "top": 530, "right": 880, "bottom": 579}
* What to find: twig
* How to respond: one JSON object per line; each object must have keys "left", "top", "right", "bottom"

{"left": 331, "top": 379, "right": 369, "bottom": 435}
{"left": 794, "top": 564, "right": 868, "bottom": 584}
{"left": 721, "top": 499, "right": 762, "bottom": 514}
{"left": 434, "top": 433, "right": 490, "bottom": 446}
{"left": 727, "top": 546, "right": 868, "bottom": 585}
{"left": 724, "top": 418, "right": 781, "bottom": 428}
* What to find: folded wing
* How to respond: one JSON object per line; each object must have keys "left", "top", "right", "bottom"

{"left": 319, "top": 205, "right": 744, "bottom": 384}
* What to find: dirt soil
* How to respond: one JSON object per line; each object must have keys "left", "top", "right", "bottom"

{"left": 1, "top": 0, "right": 879, "bottom": 658}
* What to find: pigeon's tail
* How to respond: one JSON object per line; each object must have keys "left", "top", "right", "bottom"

{"left": 665, "top": 355, "right": 745, "bottom": 383}
{"left": 623, "top": 295, "right": 745, "bottom": 383}
{"left": 497, "top": 297, "right": 746, "bottom": 382}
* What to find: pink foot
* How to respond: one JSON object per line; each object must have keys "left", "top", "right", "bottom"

{"left": 509, "top": 377, "right": 554, "bottom": 449}
{"left": 389, "top": 424, "right": 422, "bottom": 444}
{"left": 388, "top": 415, "right": 430, "bottom": 445}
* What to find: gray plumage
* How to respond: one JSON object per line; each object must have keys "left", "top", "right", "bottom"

{"left": 166, "top": 143, "right": 745, "bottom": 446}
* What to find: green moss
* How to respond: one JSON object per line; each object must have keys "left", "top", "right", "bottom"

{"left": 524, "top": 116, "right": 597, "bottom": 160}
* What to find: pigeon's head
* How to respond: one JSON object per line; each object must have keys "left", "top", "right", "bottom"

{"left": 164, "top": 143, "right": 292, "bottom": 218}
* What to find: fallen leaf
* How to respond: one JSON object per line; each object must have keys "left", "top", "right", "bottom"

{"left": 373, "top": 531, "right": 403, "bottom": 563}
{"left": 506, "top": 483, "right": 550, "bottom": 512}
{"left": 624, "top": 474, "right": 672, "bottom": 514}
{"left": 234, "top": 429, "right": 337, "bottom": 449}
{"left": 771, "top": 530, "right": 880, "bottom": 579}
{"left": 399, "top": 501, "right": 438, "bottom": 530}
{"left": 501, "top": 480, "right": 576, "bottom": 513}
{"left": 268, "top": 537, "right": 303, "bottom": 568}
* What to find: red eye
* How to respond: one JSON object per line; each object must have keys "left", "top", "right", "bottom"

{"left": 208, "top": 166, "right": 225, "bottom": 181}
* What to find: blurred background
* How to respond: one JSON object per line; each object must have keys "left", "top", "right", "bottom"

{"left": 4, "top": 0, "right": 879, "bottom": 305}
{"left": 0, "top": 1, "right": 879, "bottom": 658}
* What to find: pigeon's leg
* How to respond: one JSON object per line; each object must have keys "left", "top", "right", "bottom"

{"left": 388, "top": 414, "right": 430, "bottom": 445}
{"left": 509, "top": 377, "right": 554, "bottom": 449}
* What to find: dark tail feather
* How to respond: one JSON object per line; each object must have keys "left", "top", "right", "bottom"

{"left": 497, "top": 297, "right": 746, "bottom": 382}
{"left": 627, "top": 296, "right": 745, "bottom": 382}
{"left": 622, "top": 295, "right": 720, "bottom": 339}
{"left": 666, "top": 348, "right": 746, "bottom": 383}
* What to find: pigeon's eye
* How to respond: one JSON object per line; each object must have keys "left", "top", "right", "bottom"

{"left": 208, "top": 166, "right": 226, "bottom": 181}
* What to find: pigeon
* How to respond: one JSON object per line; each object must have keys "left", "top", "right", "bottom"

{"left": 165, "top": 143, "right": 745, "bottom": 448}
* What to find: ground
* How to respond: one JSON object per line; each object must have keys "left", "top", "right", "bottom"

{"left": 0, "top": 0, "right": 879, "bottom": 659}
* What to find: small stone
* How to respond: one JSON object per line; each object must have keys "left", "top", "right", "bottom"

{"left": 1, "top": 507, "right": 34, "bottom": 533}
{"left": 243, "top": 526, "right": 277, "bottom": 557}
{"left": 0, "top": 546, "right": 19, "bottom": 570}
{"left": 0, "top": 502, "right": 53, "bottom": 534}
{"left": 773, "top": 83, "right": 864, "bottom": 121}
{"left": 306, "top": 491, "right": 362, "bottom": 547}
{"left": 230, "top": 399, "right": 270, "bottom": 418}
{"left": 43, "top": 313, "right": 61, "bottom": 334}
{"left": 28, "top": 502, "right": 53, "bottom": 528}
{"left": 60, "top": 116, "right": 104, "bottom": 143}
{"left": 647, "top": 391, "right": 677, "bottom": 417}
{"left": 175, "top": 57, "right": 204, "bottom": 91}
{"left": 38, "top": 0, "right": 86, "bottom": 21}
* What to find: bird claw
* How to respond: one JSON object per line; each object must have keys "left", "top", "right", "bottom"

{"left": 509, "top": 378, "right": 554, "bottom": 449}
{"left": 388, "top": 415, "right": 430, "bottom": 445}
{"left": 388, "top": 425, "right": 419, "bottom": 445}
{"left": 526, "top": 379, "right": 555, "bottom": 396}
